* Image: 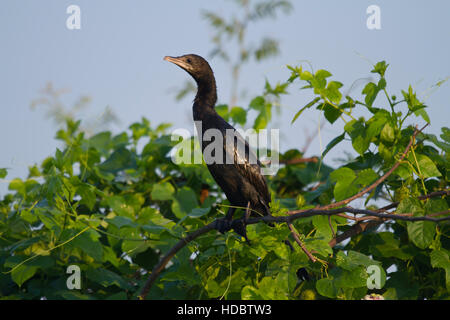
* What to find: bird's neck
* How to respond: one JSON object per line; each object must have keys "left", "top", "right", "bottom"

{"left": 193, "top": 76, "right": 217, "bottom": 121}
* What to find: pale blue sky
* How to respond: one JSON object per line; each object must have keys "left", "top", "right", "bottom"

{"left": 1, "top": 0, "right": 449, "bottom": 196}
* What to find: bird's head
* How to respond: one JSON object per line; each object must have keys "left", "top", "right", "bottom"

{"left": 164, "top": 54, "right": 213, "bottom": 84}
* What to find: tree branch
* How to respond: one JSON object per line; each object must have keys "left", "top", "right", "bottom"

{"left": 317, "top": 124, "right": 427, "bottom": 210}
{"left": 328, "top": 191, "right": 450, "bottom": 248}
{"left": 138, "top": 201, "right": 449, "bottom": 299}
{"left": 248, "top": 207, "right": 450, "bottom": 225}
{"left": 138, "top": 124, "right": 446, "bottom": 300}
{"left": 138, "top": 222, "right": 216, "bottom": 300}
{"left": 376, "top": 189, "right": 449, "bottom": 212}
{"left": 288, "top": 223, "right": 317, "bottom": 262}
{"left": 280, "top": 157, "right": 318, "bottom": 165}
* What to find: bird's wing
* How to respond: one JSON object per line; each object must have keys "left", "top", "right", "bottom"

{"left": 222, "top": 126, "right": 271, "bottom": 206}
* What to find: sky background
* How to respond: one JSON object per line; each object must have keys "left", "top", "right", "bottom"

{"left": 0, "top": 0, "right": 449, "bottom": 197}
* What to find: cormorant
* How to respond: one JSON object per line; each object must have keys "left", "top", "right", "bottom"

{"left": 164, "top": 54, "right": 271, "bottom": 239}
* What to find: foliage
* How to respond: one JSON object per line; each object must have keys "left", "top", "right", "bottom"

{"left": 1, "top": 59, "right": 449, "bottom": 300}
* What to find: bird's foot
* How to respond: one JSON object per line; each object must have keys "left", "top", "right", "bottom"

{"left": 215, "top": 217, "right": 250, "bottom": 244}
{"left": 215, "top": 217, "right": 233, "bottom": 234}
{"left": 231, "top": 218, "right": 250, "bottom": 244}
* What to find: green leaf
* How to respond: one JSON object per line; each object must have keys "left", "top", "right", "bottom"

{"left": 414, "top": 154, "right": 442, "bottom": 178}
{"left": 315, "top": 69, "right": 332, "bottom": 81}
{"left": 188, "top": 207, "right": 211, "bottom": 218}
{"left": 77, "top": 184, "right": 96, "bottom": 210}
{"left": 362, "top": 83, "right": 378, "bottom": 107}
{"left": 354, "top": 169, "right": 378, "bottom": 187}
{"left": 430, "top": 250, "right": 450, "bottom": 269}
{"left": 407, "top": 220, "right": 435, "bottom": 249}
{"left": 11, "top": 265, "right": 38, "bottom": 288}
{"left": 330, "top": 167, "right": 359, "bottom": 201}
{"left": 312, "top": 215, "right": 337, "bottom": 241}
{"left": 230, "top": 106, "right": 247, "bottom": 125}
{"left": 325, "top": 81, "right": 343, "bottom": 104}
{"left": 98, "top": 147, "right": 136, "bottom": 173}
{"left": 291, "top": 97, "right": 320, "bottom": 124}
{"left": 107, "top": 196, "right": 134, "bottom": 218}
{"left": 384, "top": 272, "right": 419, "bottom": 299}
{"left": 336, "top": 251, "right": 379, "bottom": 271}
{"left": 367, "top": 111, "right": 389, "bottom": 139}
{"left": 422, "top": 133, "right": 450, "bottom": 152}
{"left": 344, "top": 120, "right": 370, "bottom": 155}
{"left": 0, "top": 168, "right": 7, "bottom": 178}
{"left": 334, "top": 267, "right": 368, "bottom": 289}
{"left": 215, "top": 104, "right": 229, "bottom": 121}
{"left": 249, "top": 96, "right": 265, "bottom": 110}
{"left": 399, "top": 199, "right": 434, "bottom": 250}
{"left": 397, "top": 197, "right": 424, "bottom": 215}
{"left": 133, "top": 248, "right": 160, "bottom": 270}
{"left": 304, "top": 239, "right": 332, "bottom": 257}
{"left": 380, "top": 123, "right": 395, "bottom": 143}
{"left": 86, "top": 268, "right": 132, "bottom": 289}
{"left": 252, "top": 102, "right": 272, "bottom": 130}
{"left": 322, "top": 103, "right": 342, "bottom": 124}
{"left": 151, "top": 182, "right": 175, "bottom": 201}
{"left": 35, "top": 209, "right": 62, "bottom": 234}
{"left": 9, "top": 178, "right": 25, "bottom": 195}
{"left": 441, "top": 127, "right": 450, "bottom": 142}
{"left": 171, "top": 187, "right": 198, "bottom": 219}
{"left": 70, "top": 229, "right": 104, "bottom": 261}
{"left": 371, "top": 61, "right": 389, "bottom": 77}
{"left": 106, "top": 216, "right": 137, "bottom": 229}
{"left": 5, "top": 256, "right": 54, "bottom": 287}
{"left": 321, "top": 133, "right": 345, "bottom": 158}
{"left": 430, "top": 249, "right": 450, "bottom": 290}
{"left": 264, "top": 80, "right": 289, "bottom": 97}
{"left": 241, "top": 285, "right": 264, "bottom": 300}
{"left": 316, "top": 278, "right": 337, "bottom": 298}
{"left": 86, "top": 131, "right": 111, "bottom": 154}
{"left": 299, "top": 70, "right": 313, "bottom": 81}
{"left": 370, "top": 233, "right": 413, "bottom": 261}
{"left": 330, "top": 167, "right": 356, "bottom": 184}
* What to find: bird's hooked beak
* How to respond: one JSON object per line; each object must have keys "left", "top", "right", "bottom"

{"left": 164, "top": 56, "right": 190, "bottom": 72}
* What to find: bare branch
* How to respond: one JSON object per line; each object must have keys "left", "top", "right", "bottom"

{"left": 138, "top": 189, "right": 449, "bottom": 299}
{"left": 288, "top": 223, "right": 317, "bottom": 262}
{"left": 249, "top": 207, "right": 450, "bottom": 225}
{"left": 313, "top": 124, "right": 428, "bottom": 210}
{"left": 138, "top": 222, "right": 216, "bottom": 300}
{"left": 376, "top": 189, "right": 450, "bottom": 212}
{"left": 138, "top": 125, "right": 445, "bottom": 300}
{"left": 280, "top": 157, "right": 319, "bottom": 165}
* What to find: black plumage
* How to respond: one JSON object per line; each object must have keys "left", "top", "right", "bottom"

{"left": 164, "top": 54, "right": 271, "bottom": 238}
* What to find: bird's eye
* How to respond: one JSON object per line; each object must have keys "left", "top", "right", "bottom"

{"left": 187, "top": 58, "right": 192, "bottom": 63}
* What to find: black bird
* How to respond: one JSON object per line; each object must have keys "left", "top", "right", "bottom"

{"left": 164, "top": 54, "right": 271, "bottom": 239}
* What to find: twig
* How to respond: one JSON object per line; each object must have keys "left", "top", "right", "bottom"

{"left": 328, "top": 216, "right": 336, "bottom": 238}
{"left": 302, "top": 121, "right": 325, "bottom": 154}
{"left": 264, "top": 156, "right": 319, "bottom": 166}
{"left": 138, "top": 222, "right": 216, "bottom": 300}
{"left": 328, "top": 202, "right": 450, "bottom": 248}
{"left": 376, "top": 189, "right": 450, "bottom": 212}
{"left": 314, "top": 124, "right": 428, "bottom": 210}
{"left": 138, "top": 202, "right": 449, "bottom": 299}
{"left": 328, "top": 220, "right": 380, "bottom": 248}
{"left": 288, "top": 223, "right": 317, "bottom": 262}
{"left": 281, "top": 157, "right": 319, "bottom": 165}
{"left": 138, "top": 125, "right": 443, "bottom": 299}
{"left": 250, "top": 207, "right": 450, "bottom": 225}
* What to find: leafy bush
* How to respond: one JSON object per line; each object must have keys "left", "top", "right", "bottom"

{"left": 0, "top": 61, "right": 448, "bottom": 300}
